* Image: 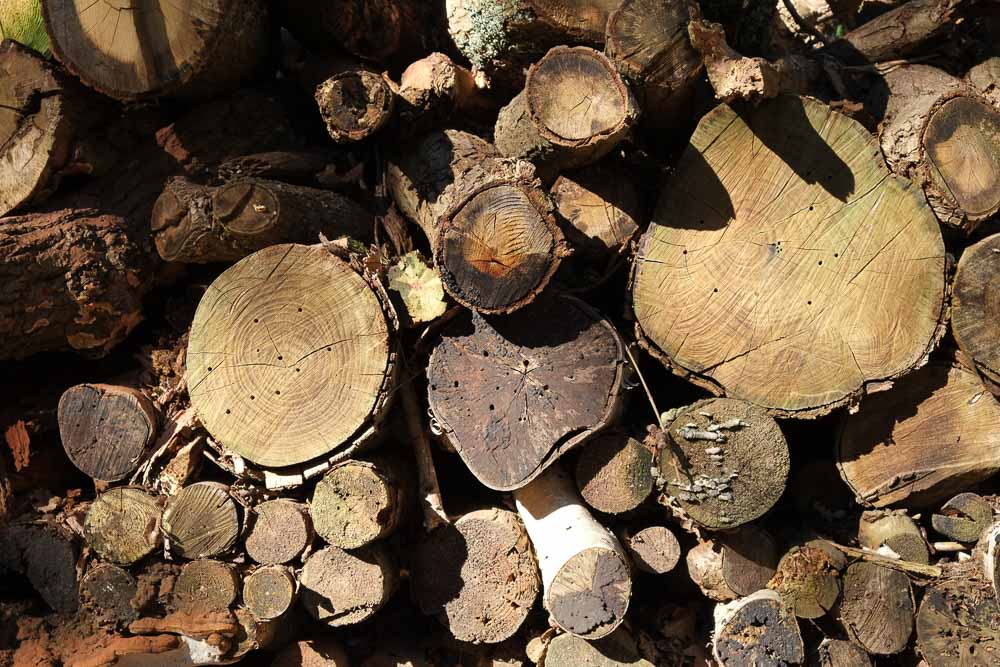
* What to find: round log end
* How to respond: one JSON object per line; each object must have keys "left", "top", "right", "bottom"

{"left": 712, "top": 590, "right": 804, "bottom": 666}
{"left": 625, "top": 526, "right": 681, "bottom": 575}
{"left": 244, "top": 565, "right": 296, "bottom": 621}
{"left": 245, "top": 499, "right": 312, "bottom": 565}
{"left": 162, "top": 482, "right": 241, "bottom": 559}
{"left": 311, "top": 459, "right": 402, "bottom": 549}
{"left": 299, "top": 544, "right": 397, "bottom": 627}
{"left": 315, "top": 70, "right": 395, "bottom": 143}
{"left": 548, "top": 545, "right": 631, "bottom": 639}
{"left": 84, "top": 487, "right": 162, "bottom": 566}
{"left": 172, "top": 559, "right": 239, "bottom": 614}
{"left": 575, "top": 429, "right": 653, "bottom": 514}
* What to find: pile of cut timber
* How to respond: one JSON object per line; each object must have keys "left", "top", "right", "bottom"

{"left": 4, "top": 0, "right": 1000, "bottom": 665}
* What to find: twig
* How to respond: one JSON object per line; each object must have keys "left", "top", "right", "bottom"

{"left": 400, "top": 374, "right": 448, "bottom": 531}
{"left": 781, "top": 0, "right": 831, "bottom": 46}
{"left": 623, "top": 342, "right": 663, "bottom": 429}
{"left": 821, "top": 540, "right": 942, "bottom": 577}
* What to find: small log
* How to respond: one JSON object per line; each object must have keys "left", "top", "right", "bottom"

{"left": 574, "top": 428, "right": 653, "bottom": 515}
{"left": 243, "top": 565, "right": 297, "bottom": 621}
{"left": 84, "top": 487, "right": 163, "bottom": 566}
{"left": 767, "top": 545, "right": 841, "bottom": 619}
{"left": 931, "top": 493, "right": 992, "bottom": 544}
{"left": 686, "top": 525, "right": 778, "bottom": 602}
{"left": 233, "top": 606, "right": 281, "bottom": 657}
{"left": 282, "top": 0, "right": 424, "bottom": 63}
{"left": 495, "top": 46, "right": 638, "bottom": 180}
{"left": 624, "top": 526, "right": 681, "bottom": 576}
{"left": 42, "top": 0, "right": 269, "bottom": 99}
{"left": 916, "top": 562, "right": 1000, "bottom": 666}
{"left": 428, "top": 294, "right": 625, "bottom": 491}
{"left": 816, "top": 639, "right": 872, "bottom": 667}
{"left": 858, "top": 510, "right": 929, "bottom": 564}
{"left": 186, "top": 243, "right": 396, "bottom": 468}
{"left": 316, "top": 67, "right": 395, "bottom": 143}
{"left": 839, "top": 562, "right": 914, "bottom": 655}
{"left": 151, "top": 177, "right": 374, "bottom": 263}
{"left": 388, "top": 130, "right": 566, "bottom": 314}
{"left": 660, "top": 398, "right": 789, "bottom": 530}
{"left": 712, "top": 589, "right": 804, "bottom": 666}
{"left": 311, "top": 456, "right": 408, "bottom": 549}
{"left": 245, "top": 499, "right": 313, "bottom": 565}
{"left": 411, "top": 508, "right": 539, "bottom": 644}
{"left": 299, "top": 544, "right": 398, "bottom": 627}
{"left": 952, "top": 233, "right": 1000, "bottom": 395}
{"left": 879, "top": 64, "right": 1000, "bottom": 231}
{"left": 58, "top": 384, "right": 159, "bottom": 483}
{"left": 272, "top": 638, "right": 349, "bottom": 667}
{"left": 0, "top": 523, "right": 78, "bottom": 613}
{"left": 161, "top": 482, "right": 241, "bottom": 559}
{"left": 827, "top": 0, "right": 960, "bottom": 64}
{"left": 541, "top": 627, "right": 654, "bottom": 667}
{"left": 514, "top": 465, "right": 632, "bottom": 639}
{"left": 396, "top": 52, "right": 488, "bottom": 132}
{"left": 387, "top": 251, "right": 448, "bottom": 328}
{"left": 836, "top": 361, "right": 1000, "bottom": 508}
{"left": 81, "top": 563, "right": 139, "bottom": 624}
{"left": 632, "top": 95, "right": 947, "bottom": 418}
{"left": 172, "top": 559, "right": 239, "bottom": 615}
{"left": 550, "top": 166, "right": 642, "bottom": 290}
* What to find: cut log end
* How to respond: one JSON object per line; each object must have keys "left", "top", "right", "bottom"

{"left": 686, "top": 525, "right": 778, "bottom": 602}
{"left": 575, "top": 429, "right": 653, "bottom": 514}
{"left": 932, "top": 493, "right": 993, "bottom": 544}
{"left": 272, "top": 638, "right": 350, "bottom": 667}
{"left": 712, "top": 590, "right": 804, "bottom": 667}
{"left": 952, "top": 234, "right": 1000, "bottom": 396}
{"left": 767, "top": 545, "right": 841, "bottom": 619}
{"left": 311, "top": 458, "right": 406, "bottom": 550}
{"left": 299, "top": 544, "right": 397, "bottom": 627}
{"left": 625, "top": 526, "right": 681, "bottom": 576}
{"left": 548, "top": 545, "right": 631, "bottom": 640}
{"left": 172, "top": 559, "right": 239, "bottom": 614}
{"left": 541, "top": 627, "right": 654, "bottom": 667}
{"left": 917, "top": 564, "right": 1000, "bottom": 666}
{"left": 243, "top": 565, "right": 296, "bottom": 621}
{"left": 816, "top": 639, "right": 872, "bottom": 667}
{"left": 245, "top": 499, "right": 312, "bottom": 565}
{"left": 315, "top": 70, "right": 395, "bottom": 143}
{"left": 840, "top": 562, "right": 914, "bottom": 655}
{"left": 80, "top": 564, "right": 139, "bottom": 624}
{"left": 84, "top": 487, "right": 163, "bottom": 566}
{"left": 162, "top": 482, "right": 241, "bottom": 559}
{"left": 859, "top": 510, "right": 929, "bottom": 564}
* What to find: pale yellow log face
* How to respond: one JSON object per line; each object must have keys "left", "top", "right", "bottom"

{"left": 187, "top": 244, "right": 390, "bottom": 467}
{"left": 633, "top": 96, "right": 946, "bottom": 415}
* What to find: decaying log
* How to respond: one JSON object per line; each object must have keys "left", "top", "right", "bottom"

{"left": 283, "top": 0, "right": 424, "bottom": 63}
{"left": 388, "top": 130, "right": 567, "bottom": 314}
{"left": 514, "top": 465, "right": 631, "bottom": 639}
{"left": 953, "top": 233, "right": 1000, "bottom": 394}
{"left": 574, "top": 429, "right": 653, "bottom": 515}
{"left": 299, "top": 544, "right": 398, "bottom": 627}
{"left": 244, "top": 499, "right": 312, "bottom": 565}
{"left": 243, "top": 565, "right": 297, "bottom": 621}
{"left": 186, "top": 243, "right": 396, "bottom": 469}
{"left": 659, "top": 398, "right": 789, "bottom": 530}
{"left": 58, "top": 384, "right": 159, "bottom": 483}
{"left": 541, "top": 626, "right": 654, "bottom": 667}
{"left": 712, "top": 589, "right": 804, "bottom": 666}
{"left": 624, "top": 526, "right": 681, "bottom": 576}
{"left": 836, "top": 361, "right": 1000, "bottom": 508}
{"left": 81, "top": 563, "right": 139, "bottom": 625}
{"left": 827, "top": 0, "right": 961, "bottom": 64}
{"left": 85, "top": 487, "right": 163, "bottom": 566}
{"left": 840, "top": 562, "right": 914, "bottom": 655}
{"left": 766, "top": 544, "right": 843, "bottom": 619}
{"left": 162, "top": 482, "right": 241, "bottom": 559}
{"left": 858, "top": 510, "right": 929, "bottom": 564}
{"left": 151, "top": 177, "right": 373, "bottom": 263}
{"left": 816, "top": 639, "right": 872, "bottom": 667}
{"left": 232, "top": 607, "right": 282, "bottom": 658}
{"left": 273, "top": 638, "right": 350, "bottom": 667}
{"left": 931, "top": 493, "right": 992, "bottom": 544}
{"left": 879, "top": 64, "right": 1000, "bottom": 231}
{"left": 315, "top": 65, "right": 395, "bottom": 143}
{"left": 172, "top": 559, "right": 239, "bottom": 615}
{"left": 311, "top": 456, "right": 408, "bottom": 549}
{"left": 632, "top": 95, "right": 947, "bottom": 418}
{"left": 495, "top": 46, "right": 638, "bottom": 180}
{"left": 686, "top": 525, "right": 778, "bottom": 602}
{"left": 42, "top": 0, "right": 270, "bottom": 99}
{"left": 0, "top": 522, "right": 78, "bottom": 613}
{"left": 411, "top": 508, "right": 539, "bottom": 644}
{"left": 916, "top": 561, "right": 1000, "bottom": 666}
{"left": 396, "top": 52, "right": 489, "bottom": 132}
{"left": 427, "top": 294, "right": 625, "bottom": 491}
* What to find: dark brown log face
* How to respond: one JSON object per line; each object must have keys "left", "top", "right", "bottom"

{"left": 315, "top": 70, "right": 395, "bottom": 143}
{"left": 917, "top": 568, "right": 1000, "bottom": 666}
{"left": 548, "top": 545, "right": 631, "bottom": 638}
{"left": 841, "top": 562, "right": 914, "bottom": 655}
{"left": 58, "top": 384, "right": 158, "bottom": 482}
{"left": 0, "top": 524, "right": 79, "bottom": 614}
{"left": 932, "top": 493, "right": 992, "bottom": 544}
{"left": 953, "top": 234, "right": 1000, "bottom": 395}
{"left": 427, "top": 294, "right": 625, "bottom": 491}
{"left": 713, "top": 590, "right": 804, "bottom": 666}
{"left": 81, "top": 564, "right": 139, "bottom": 624}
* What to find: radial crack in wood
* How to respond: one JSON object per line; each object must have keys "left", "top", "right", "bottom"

{"left": 161, "top": 482, "right": 240, "bottom": 559}
{"left": 84, "top": 487, "right": 162, "bottom": 566}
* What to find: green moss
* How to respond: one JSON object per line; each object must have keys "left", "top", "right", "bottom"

{"left": 0, "top": 0, "right": 49, "bottom": 56}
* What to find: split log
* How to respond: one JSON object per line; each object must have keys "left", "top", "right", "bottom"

{"left": 161, "top": 482, "right": 241, "bottom": 559}
{"left": 272, "top": 638, "right": 349, "bottom": 667}
{"left": 172, "top": 559, "right": 239, "bottom": 615}
{"left": 632, "top": 95, "right": 947, "bottom": 418}
{"left": 42, "top": 0, "right": 270, "bottom": 99}
{"left": 151, "top": 177, "right": 374, "bottom": 263}
{"left": 315, "top": 66, "right": 395, "bottom": 143}
{"left": 604, "top": 0, "right": 703, "bottom": 125}
{"left": 58, "top": 384, "right": 159, "bottom": 482}
{"left": 659, "top": 398, "right": 789, "bottom": 530}
{"left": 624, "top": 526, "right": 681, "bottom": 576}
{"left": 827, "top": 0, "right": 961, "bottom": 64}
{"left": 494, "top": 46, "right": 638, "bottom": 181}
{"left": 299, "top": 543, "right": 397, "bottom": 626}
{"left": 916, "top": 562, "right": 1000, "bottom": 666}
{"left": 550, "top": 166, "right": 642, "bottom": 290}
{"left": 186, "top": 243, "right": 396, "bottom": 469}
{"left": 396, "top": 53, "right": 489, "bottom": 132}
{"left": 81, "top": 564, "right": 139, "bottom": 624}
{"left": 388, "top": 130, "right": 566, "bottom": 314}
{"left": 686, "top": 525, "right": 778, "bottom": 601}
{"left": 931, "top": 493, "right": 992, "bottom": 544}
{"left": 953, "top": 233, "right": 1000, "bottom": 395}
{"left": 712, "top": 590, "right": 804, "bottom": 666}
{"left": 84, "top": 487, "right": 163, "bottom": 566}
{"left": 411, "top": 508, "right": 539, "bottom": 644}
{"left": 858, "top": 510, "right": 929, "bottom": 564}
{"left": 514, "top": 465, "right": 632, "bottom": 639}
{"left": 541, "top": 627, "right": 654, "bottom": 667}
{"left": 0, "top": 523, "right": 78, "bottom": 613}
{"left": 311, "top": 456, "right": 408, "bottom": 549}
{"left": 428, "top": 294, "right": 625, "bottom": 491}
{"left": 282, "top": 0, "right": 424, "bottom": 63}
{"left": 836, "top": 361, "right": 1000, "bottom": 508}
{"left": 0, "top": 207, "right": 153, "bottom": 360}
{"left": 879, "top": 64, "right": 1000, "bottom": 231}
{"left": 244, "top": 500, "right": 312, "bottom": 565}
{"left": 574, "top": 429, "right": 653, "bottom": 515}
{"left": 839, "top": 562, "right": 914, "bottom": 655}
{"left": 766, "top": 545, "right": 842, "bottom": 619}
{"left": 816, "top": 639, "right": 872, "bottom": 667}
{"left": 243, "top": 565, "right": 297, "bottom": 621}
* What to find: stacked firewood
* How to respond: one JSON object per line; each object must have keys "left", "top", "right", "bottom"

{"left": 3, "top": 0, "right": 1000, "bottom": 665}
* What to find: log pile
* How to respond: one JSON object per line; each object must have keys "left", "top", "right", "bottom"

{"left": 3, "top": 1, "right": 1000, "bottom": 666}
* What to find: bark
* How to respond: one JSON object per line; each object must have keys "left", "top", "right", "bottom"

{"left": 152, "top": 177, "right": 374, "bottom": 263}
{"left": 816, "top": 639, "right": 872, "bottom": 667}
{"left": 243, "top": 565, "right": 297, "bottom": 621}
{"left": 494, "top": 46, "right": 638, "bottom": 181}
{"left": 244, "top": 500, "right": 312, "bottom": 565}
{"left": 272, "top": 638, "right": 350, "bottom": 667}
{"left": 396, "top": 53, "right": 490, "bottom": 133}
{"left": 58, "top": 384, "right": 159, "bottom": 483}
{"left": 411, "top": 508, "right": 539, "bottom": 644}
{"left": 299, "top": 544, "right": 398, "bottom": 627}
{"left": 574, "top": 429, "right": 653, "bottom": 515}
{"left": 686, "top": 525, "right": 778, "bottom": 602}
{"left": 931, "top": 493, "right": 992, "bottom": 544}
{"left": 84, "top": 487, "right": 163, "bottom": 566}
{"left": 172, "top": 559, "right": 240, "bottom": 615}
{"left": 839, "top": 562, "right": 914, "bottom": 655}
{"left": 514, "top": 465, "right": 632, "bottom": 639}
{"left": 427, "top": 294, "right": 626, "bottom": 491}
{"left": 400, "top": 375, "right": 448, "bottom": 531}
{"left": 624, "top": 526, "right": 681, "bottom": 576}
{"left": 976, "top": 520, "right": 1000, "bottom": 600}
{"left": 282, "top": 0, "right": 426, "bottom": 63}
{"left": 953, "top": 233, "right": 1000, "bottom": 394}
{"left": 967, "top": 57, "right": 1000, "bottom": 109}
{"left": 916, "top": 561, "right": 1000, "bottom": 666}
{"left": 712, "top": 590, "right": 804, "bottom": 666}
{"left": 659, "top": 398, "right": 789, "bottom": 530}
{"left": 42, "top": 0, "right": 270, "bottom": 99}
{"left": 316, "top": 67, "right": 395, "bottom": 143}
{"left": 766, "top": 545, "right": 841, "bottom": 619}
{"left": 311, "top": 455, "right": 409, "bottom": 549}
{"left": 827, "top": 0, "right": 961, "bottom": 64}
{"left": 161, "top": 482, "right": 241, "bottom": 559}
{"left": 858, "top": 509, "right": 929, "bottom": 564}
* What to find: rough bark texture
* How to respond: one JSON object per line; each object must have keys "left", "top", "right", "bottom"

{"left": 712, "top": 589, "right": 804, "bottom": 666}
{"left": 953, "top": 233, "right": 1000, "bottom": 395}
{"left": 840, "top": 562, "right": 914, "bottom": 655}
{"left": 574, "top": 429, "right": 653, "bottom": 515}
{"left": 686, "top": 525, "right": 778, "bottom": 602}
{"left": 283, "top": 0, "right": 425, "bottom": 63}
{"left": 828, "top": 0, "right": 961, "bottom": 64}
{"left": 244, "top": 499, "right": 312, "bottom": 565}
{"left": 396, "top": 52, "right": 488, "bottom": 133}
{"left": 967, "top": 57, "right": 1000, "bottom": 109}
{"left": 917, "top": 561, "right": 1000, "bottom": 666}
{"left": 315, "top": 67, "right": 395, "bottom": 143}
{"left": 161, "top": 482, "right": 241, "bottom": 559}
{"left": 311, "top": 456, "right": 408, "bottom": 549}
{"left": 84, "top": 487, "right": 163, "bottom": 565}
{"left": 299, "top": 543, "right": 398, "bottom": 627}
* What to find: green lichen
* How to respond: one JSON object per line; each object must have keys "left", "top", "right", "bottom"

{"left": 460, "top": 0, "right": 531, "bottom": 69}
{"left": 0, "top": 0, "right": 49, "bottom": 56}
